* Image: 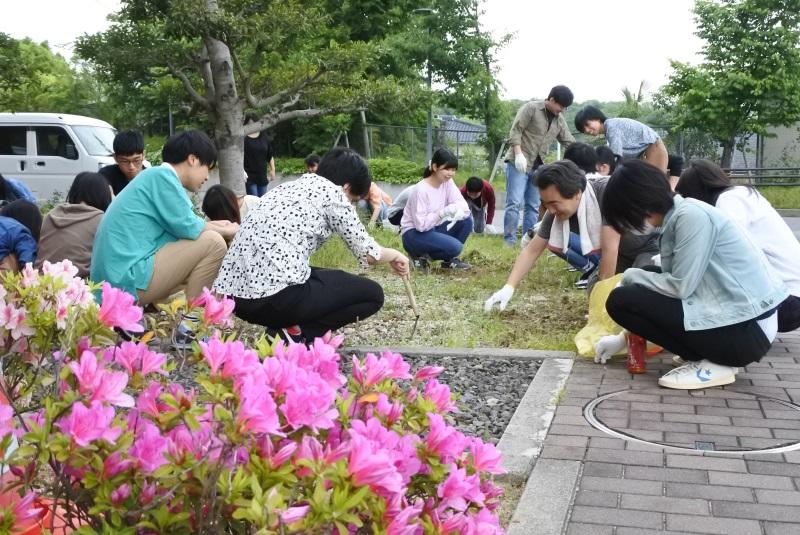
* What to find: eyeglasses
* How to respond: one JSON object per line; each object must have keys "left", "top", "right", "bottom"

{"left": 117, "top": 157, "right": 144, "bottom": 167}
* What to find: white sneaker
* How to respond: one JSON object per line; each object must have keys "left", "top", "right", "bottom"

{"left": 671, "top": 355, "right": 685, "bottom": 367}
{"left": 658, "top": 359, "right": 736, "bottom": 390}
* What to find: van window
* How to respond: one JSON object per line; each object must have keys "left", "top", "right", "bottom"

{"left": 0, "top": 127, "right": 27, "bottom": 156}
{"left": 72, "top": 126, "right": 115, "bottom": 156}
{"left": 34, "top": 127, "right": 78, "bottom": 160}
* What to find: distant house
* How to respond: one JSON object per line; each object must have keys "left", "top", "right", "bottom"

{"left": 436, "top": 115, "right": 486, "bottom": 145}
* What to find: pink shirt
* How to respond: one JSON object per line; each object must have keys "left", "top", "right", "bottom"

{"left": 400, "top": 179, "right": 470, "bottom": 234}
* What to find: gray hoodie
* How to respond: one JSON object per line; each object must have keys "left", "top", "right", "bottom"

{"left": 36, "top": 204, "right": 104, "bottom": 277}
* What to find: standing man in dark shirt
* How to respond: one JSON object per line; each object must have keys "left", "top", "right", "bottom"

{"left": 99, "top": 130, "right": 147, "bottom": 195}
{"left": 243, "top": 113, "right": 276, "bottom": 197}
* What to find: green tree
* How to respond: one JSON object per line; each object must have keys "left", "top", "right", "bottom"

{"left": 76, "top": 0, "right": 418, "bottom": 189}
{"left": 659, "top": 0, "right": 800, "bottom": 167}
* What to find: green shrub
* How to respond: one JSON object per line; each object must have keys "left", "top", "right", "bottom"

{"left": 275, "top": 157, "right": 307, "bottom": 175}
{"left": 368, "top": 157, "right": 424, "bottom": 184}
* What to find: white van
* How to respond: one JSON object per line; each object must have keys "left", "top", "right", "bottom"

{"left": 0, "top": 113, "right": 116, "bottom": 201}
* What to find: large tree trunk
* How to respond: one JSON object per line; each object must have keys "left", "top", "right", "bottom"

{"left": 203, "top": 2, "right": 246, "bottom": 194}
{"left": 720, "top": 138, "right": 735, "bottom": 169}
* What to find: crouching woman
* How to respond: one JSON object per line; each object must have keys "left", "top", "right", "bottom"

{"left": 212, "top": 148, "right": 409, "bottom": 343}
{"left": 601, "top": 160, "right": 787, "bottom": 390}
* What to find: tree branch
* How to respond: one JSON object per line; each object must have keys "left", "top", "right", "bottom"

{"left": 252, "top": 66, "right": 327, "bottom": 109}
{"left": 231, "top": 51, "right": 257, "bottom": 108}
{"left": 167, "top": 63, "right": 211, "bottom": 109}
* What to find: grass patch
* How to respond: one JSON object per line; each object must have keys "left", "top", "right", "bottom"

{"left": 495, "top": 475, "right": 527, "bottom": 528}
{"left": 758, "top": 186, "right": 800, "bottom": 209}
{"left": 311, "top": 228, "right": 587, "bottom": 350}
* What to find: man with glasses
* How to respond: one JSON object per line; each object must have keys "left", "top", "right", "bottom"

{"left": 100, "top": 130, "right": 148, "bottom": 195}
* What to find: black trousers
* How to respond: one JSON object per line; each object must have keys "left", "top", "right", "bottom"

{"left": 606, "top": 283, "right": 772, "bottom": 368}
{"left": 778, "top": 295, "right": 800, "bottom": 332}
{"left": 234, "top": 268, "right": 384, "bottom": 339}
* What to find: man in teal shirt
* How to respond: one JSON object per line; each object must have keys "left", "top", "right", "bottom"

{"left": 91, "top": 130, "right": 238, "bottom": 306}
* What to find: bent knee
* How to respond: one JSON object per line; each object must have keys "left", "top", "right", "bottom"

{"left": 197, "top": 230, "right": 228, "bottom": 258}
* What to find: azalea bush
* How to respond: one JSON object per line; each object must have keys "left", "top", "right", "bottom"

{"left": 0, "top": 261, "right": 506, "bottom": 534}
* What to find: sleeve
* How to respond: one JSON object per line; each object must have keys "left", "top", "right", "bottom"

{"left": 447, "top": 181, "right": 470, "bottom": 218}
{"left": 153, "top": 179, "right": 206, "bottom": 240}
{"left": 621, "top": 209, "right": 716, "bottom": 299}
{"left": 8, "top": 223, "right": 37, "bottom": 264}
{"left": 714, "top": 190, "right": 750, "bottom": 230}
{"left": 556, "top": 115, "right": 576, "bottom": 148}
{"left": 508, "top": 103, "right": 533, "bottom": 146}
{"left": 536, "top": 213, "right": 555, "bottom": 240}
{"left": 406, "top": 186, "right": 442, "bottom": 232}
{"left": 324, "top": 191, "right": 381, "bottom": 267}
{"left": 484, "top": 182, "right": 496, "bottom": 224}
{"left": 605, "top": 123, "right": 624, "bottom": 157}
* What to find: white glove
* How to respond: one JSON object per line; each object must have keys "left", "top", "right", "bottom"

{"left": 439, "top": 203, "right": 461, "bottom": 221}
{"left": 594, "top": 331, "right": 626, "bottom": 364}
{"left": 520, "top": 229, "right": 535, "bottom": 249}
{"left": 514, "top": 153, "right": 528, "bottom": 173}
{"left": 484, "top": 284, "right": 515, "bottom": 312}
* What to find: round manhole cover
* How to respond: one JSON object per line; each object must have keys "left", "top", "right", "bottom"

{"left": 583, "top": 388, "right": 800, "bottom": 455}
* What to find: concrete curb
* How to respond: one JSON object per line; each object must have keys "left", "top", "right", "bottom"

{"left": 777, "top": 208, "right": 800, "bottom": 217}
{"left": 507, "top": 459, "right": 582, "bottom": 535}
{"left": 497, "top": 358, "right": 575, "bottom": 478}
{"left": 341, "top": 346, "right": 575, "bottom": 360}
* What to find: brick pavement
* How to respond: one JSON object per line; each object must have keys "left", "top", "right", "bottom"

{"left": 543, "top": 329, "right": 800, "bottom": 534}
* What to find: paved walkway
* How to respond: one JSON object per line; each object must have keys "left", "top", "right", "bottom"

{"left": 516, "top": 329, "right": 800, "bottom": 534}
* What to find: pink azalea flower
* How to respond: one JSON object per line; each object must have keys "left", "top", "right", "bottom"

{"left": 111, "top": 483, "right": 131, "bottom": 505}
{"left": 20, "top": 263, "right": 38, "bottom": 288}
{"left": 321, "top": 331, "right": 345, "bottom": 348}
{"left": 56, "top": 401, "right": 122, "bottom": 447}
{"left": 376, "top": 393, "right": 404, "bottom": 426}
{"left": 348, "top": 434, "right": 403, "bottom": 496}
{"left": 220, "top": 341, "right": 260, "bottom": 379}
{"left": 280, "top": 505, "right": 310, "bottom": 524}
{"left": 42, "top": 259, "right": 79, "bottom": 282}
{"left": 199, "top": 335, "right": 228, "bottom": 376}
{"left": 414, "top": 366, "right": 444, "bottom": 382}
{"left": 437, "top": 465, "right": 485, "bottom": 511}
{"left": 104, "top": 451, "right": 134, "bottom": 478}
{"left": 140, "top": 349, "right": 167, "bottom": 376}
{"left": 424, "top": 413, "right": 466, "bottom": 463}
{"left": 136, "top": 381, "right": 166, "bottom": 418}
{"left": 236, "top": 375, "right": 281, "bottom": 435}
{"left": 424, "top": 379, "right": 457, "bottom": 413}
{"left": 54, "top": 292, "right": 70, "bottom": 329}
{"left": 12, "top": 491, "right": 44, "bottom": 524}
{"left": 0, "top": 404, "right": 16, "bottom": 438}
{"left": 258, "top": 439, "right": 298, "bottom": 469}
{"left": 91, "top": 370, "right": 135, "bottom": 407}
{"left": 192, "top": 288, "right": 235, "bottom": 326}
{"left": 0, "top": 303, "right": 34, "bottom": 340}
{"left": 63, "top": 277, "right": 93, "bottom": 309}
{"left": 129, "top": 420, "right": 169, "bottom": 473}
{"left": 280, "top": 368, "right": 337, "bottom": 432}
{"left": 140, "top": 482, "right": 157, "bottom": 505}
{"left": 468, "top": 438, "right": 505, "bottom": 475}
{"left": 69, "top": 350, "right": 102, "bottom": 393}
{"left": 461, "top": 508, "right": 505, "bottom": 535}
{"left": 386, "top": 501, "right": 423, "bottom": 535}
{"left": 381, "top": 351, "right": 412, "bottom": 380}
{"left": 112, "top": 342, "right": 166, "bottom": 376}
{"left": 98, "top": 283, "right": 143, "bottom": 333}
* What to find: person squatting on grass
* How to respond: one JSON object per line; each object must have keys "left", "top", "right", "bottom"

{"left": 601, "top": 160, "right": 787, "bottom": 390}
{"left": 503, "top": 85, "right": 575, "bottom": 245}
{"left": 574, "top": 105, "right": 668, "bottom": 172}
{"left": 460, "top": 176, "right": 496, "bottom": 234}
{"left": 676, "top": 159, "right": 800, "bottom": 333}
{"left": 212, "top": 148, "right": 409, "bottom": 343}
{"left": 91, "top": 130, "right": 238, "bottom": 307}
{"left": 36, "top": 172, "right": 112, "bottom": 278}
{"left": 485, "top": 160, "right": 659, "bottom": 307}
{"left": 401, "top": 148, "right": 473, "bottom": 271}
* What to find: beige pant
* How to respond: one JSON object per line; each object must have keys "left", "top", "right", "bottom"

{"left": 641, "top": 138, "right": 668, "bottom": 172}
{"left": 137, "top": 231, "right": 227, "bottom": 305}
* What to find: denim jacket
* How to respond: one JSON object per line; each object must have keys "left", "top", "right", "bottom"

{"left": 622, "top": 195, "right": 788, "bottom": 331}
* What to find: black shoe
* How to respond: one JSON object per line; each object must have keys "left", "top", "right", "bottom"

{"left": 265, "top": 325, "right": 305, "bottom": 344}
{"left": 411, "top": 255, "right": 430, "bottom": 274}
{"left": 442, "top": 258, "right": 471, "bottom": 270}
{"left": 574, "top": 264, "right": 595, "bottom": 290}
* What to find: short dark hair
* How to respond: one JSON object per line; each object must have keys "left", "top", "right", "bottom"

{"left": 0, "top": 200, "right": 42, "bottom": 242}
{"left": 564, "top": 142, "right": 599, "bottom": 174}
{"left": 595, "top": 146, "right": 621, "bottom": 173}
{"left": 113, "top": 130, "right": 144, "bottom": 156}
{"left": 675, "top": 159, "right": 733, "bottom": 206}
{"left": 304, "top": 153, "right": 321, "bottom": 167}
{"left": 534, "top": 160, "right": 587, "bottom": 198}
{"left": 317, "top": 147, "right": 372, "bottom": 197}
{"left": 465, "top": 176, "right": 483, "bottom": 192}
{"left": 202, "top": 184, "right": 240, "bottom": 224}
{"left": 574, "top": 105, "right": 607, "bottom": 133}
{"left": 601, "top": 159, "right": 674, "bottom": 234}
{"left": 67, "top": 172, "right": 112, "bottom": 212}
{"left": 548, "top": 85, "right": 574, "bottom": 108}
{"left": 423, "top": 148, "right": 459, "bottom": 178}
{"left": 667, "top": 154, "right": 685, "bottom": 177}
{"left": 244, "top": 112, "right": 260, "bottom": 125}
{"left": 162, "top": 130, "right": 217, "bottom": 168}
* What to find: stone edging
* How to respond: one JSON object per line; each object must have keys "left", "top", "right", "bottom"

{"left": 777, "top": 208, "right": 800, "bottom": 217}
{"left": 341, "top": 345, "right": 574, "bottom": 360}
